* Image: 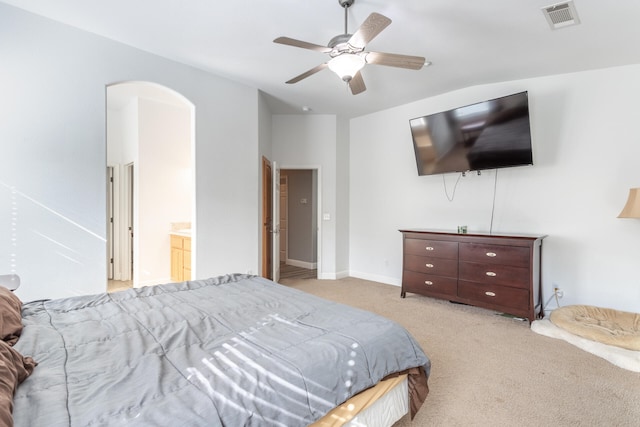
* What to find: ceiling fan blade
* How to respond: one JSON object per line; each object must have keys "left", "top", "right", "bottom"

{"left": 285, "top": 63, "right": 328, "bottom": 84}
{"left": 349, "top": 71, "right": 366, "bottom": 95}
{"left": 365, "top": 51, "right": 426, "bottom": 70}
{"left": 273, "top": 36, "right": 332, "bottom": 53}
{"left": 348, "top": 13, "right": 392, "bottom": 49}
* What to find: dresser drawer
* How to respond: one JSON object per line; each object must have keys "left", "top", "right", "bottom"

{"left": 459, "top": 261, "right": 529, "bottom": 289}
{"left": 404, "top": 238, "right": 458, "bottom": 259}
{"left": 459, "top": 243, "right": 529, "bottom": 267}
{"left": 458, "top": 281, "right": 529, "bottom": 310}
{"left": 403, "top": 271, "right": 457, "bottom": 297}
{"left": 404, "top": 255, "right": 458, "bottom": 277}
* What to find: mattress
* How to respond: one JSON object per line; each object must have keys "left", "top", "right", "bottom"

{"left": 348, "top": 375, "right": 409, "bottom": 427}
{"left": 315, "top": 374, "right": 409, "bottom": 427}
{"left": 12, "top": 274, "right": 430, "bottom": 426}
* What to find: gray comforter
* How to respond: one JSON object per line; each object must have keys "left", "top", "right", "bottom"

{"left": 13, "top": 274, "right": 430, "bottom": 426}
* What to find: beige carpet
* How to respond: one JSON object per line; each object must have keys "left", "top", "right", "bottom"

{"left": 279, "top": 276, "right": 640, "bottom": 427}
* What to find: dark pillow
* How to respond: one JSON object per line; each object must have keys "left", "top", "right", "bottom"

{"left": 0, "top": 341, "right": 36, "bottom": 427}
{"left": 0, "top": 287, "right": 23, "bottom": 345}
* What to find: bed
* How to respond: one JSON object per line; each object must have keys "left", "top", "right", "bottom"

{"left": 4, "top": 274, "right": 430, "bottom": 426}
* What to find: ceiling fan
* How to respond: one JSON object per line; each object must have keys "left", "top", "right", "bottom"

{"left": 274, "top": 0, "right": 427, "bottom": 95}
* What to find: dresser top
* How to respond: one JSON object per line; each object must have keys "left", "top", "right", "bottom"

{"left": 399, "top": 228, "right": 547, "bottom": 240}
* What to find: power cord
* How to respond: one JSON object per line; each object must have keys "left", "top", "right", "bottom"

{"left": 443, "top": 173, "right": 463, "bottom": 201}
{"left": 543, "top": 286, "right": 563, "bottom": 316}
{"left": 489, "top": 169, "right": 498, "bottom": 234}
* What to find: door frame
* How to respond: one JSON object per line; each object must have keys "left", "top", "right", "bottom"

{"left": 124, "top": 162, "right": 134, "bottom": 282}
{"left": 279, "top": 173, "right": 289, "bottom": 265}
{"left": 261, "top": 157, "right": 273, "bottom": 278}
{"left": 276, "top": 165, "right": 321, "bottom": 279}
{"left": 272, "top": 161, "right": 280, "bottom": 282}
{"left": 107, "top": 166, "right": 115, "bottom": 280}
{"left": 262, "top": 162, "right": 322, "bottom": 280}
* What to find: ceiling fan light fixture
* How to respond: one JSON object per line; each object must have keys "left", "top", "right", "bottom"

{"left": 274, "top": 0, "right": 425, "bottom": 94}
{"left": 328, "top": 53, "right": 365, "bottom": 82}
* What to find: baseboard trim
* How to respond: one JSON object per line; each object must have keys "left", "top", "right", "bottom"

{"left": 317, "top": 270, "right": 350, "bottom": 280}
{"left": 335, "top": 270, "right": 349, "bottom": 280}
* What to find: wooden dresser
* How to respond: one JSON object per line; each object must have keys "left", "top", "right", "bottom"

{"left": 400, "top": 229, "right": 545, "bottom": 323}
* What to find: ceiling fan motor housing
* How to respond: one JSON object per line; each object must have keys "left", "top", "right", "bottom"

{"left": 328, "top": 33, "right": 362, "bottom": 57}
{"left": 328, "top": 34, "right": 351, "bottom": 48}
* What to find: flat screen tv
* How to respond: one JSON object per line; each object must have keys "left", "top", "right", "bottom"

{"left": 409, "top": 91, "right": 533, "bottom": 176}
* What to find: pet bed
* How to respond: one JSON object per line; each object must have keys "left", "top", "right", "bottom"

{"left": 550, "top": 305, "right": 640, "bottom": 351}
{"left": 531, "top": 304, "right": 640, "bottom": 372}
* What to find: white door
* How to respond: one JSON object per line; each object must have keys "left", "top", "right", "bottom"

{"left": 271, "top": 162, "right": 280, "bottom": 282}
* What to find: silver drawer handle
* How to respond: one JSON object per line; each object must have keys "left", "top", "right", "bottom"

{"left": 425, "top": 263, "right": 434, "bottom": 268}
{"left": 486, "top": 252, "right": 497, "bottom": 257}
{"left": 486, "top": 271, "right": 497, "bottom": 277}
{"left": 425, "top": 246, "right": 434, "bottom": 251}
{"left": 485, "top": 291, "right": 496, "bottom": 297}
{"left": 424, "top": 280, "right": 433, "bottom": 286}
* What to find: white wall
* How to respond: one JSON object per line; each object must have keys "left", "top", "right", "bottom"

{"left": 335, "top": 117, "right": 350, "bottom": 276}
{"left": 0, "top": 4, "right": 261, "bottom": 301}
{"left": 257, "top": 93, "right": 273, "bottom": 274}
{"left": 137, "top": 97, "right": 191, "bottom": 286}
{"left": 349, "top": 64, "right": 640, "bottom": 313}
{"left": 107, "top": 97, "right": 139, "bottom": 281}
{"left": 272, "top": 115, "right": 343, "bottom": 279}
{"left": 3, "top": 3, "right": 639, "bottom": 314}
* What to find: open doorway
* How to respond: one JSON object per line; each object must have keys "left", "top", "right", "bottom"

{"left": 106, "top": 82, "right": 195, "bottom": 290}
{"left": 278, "top": 169, "right": 318, "bottom": 280}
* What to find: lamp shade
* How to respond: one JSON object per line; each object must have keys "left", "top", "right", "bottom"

{"left": 328, "top": 54, "right": 365, "bottom": 82}
{"left": 618, "top": 188, "right": 640, "bottom": 218}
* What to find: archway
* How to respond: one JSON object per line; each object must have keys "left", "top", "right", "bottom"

{"left": 106, "top": 82, "right": 195, "bottom": 289}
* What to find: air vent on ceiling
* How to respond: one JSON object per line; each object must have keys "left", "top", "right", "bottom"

{"left": 542, "top": 1, "right": 581, "bottom": 30}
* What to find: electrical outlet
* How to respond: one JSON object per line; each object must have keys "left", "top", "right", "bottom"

{"left": 552, "top": 283, "right": 564, "bottom": 299}
{"left": 554, "top": 286, "right": 564, "bottom": 298}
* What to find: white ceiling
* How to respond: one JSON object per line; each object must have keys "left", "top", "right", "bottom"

{"left": 4, "top": 0, "right": 640, "bottom": 118}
